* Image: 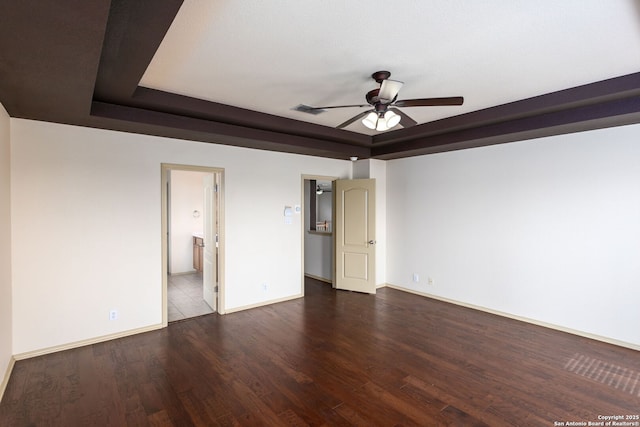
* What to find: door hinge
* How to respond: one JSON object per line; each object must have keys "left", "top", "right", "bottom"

{"left": 214, "top": 285, "right": 219, "bottom": 292}
{"left": 214, "top": 184, "right": 219, "bottom": 193}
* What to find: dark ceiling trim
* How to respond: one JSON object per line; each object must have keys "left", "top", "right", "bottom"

{"left": 130, "top": 87, "right": 371, "bottom": 146}
{"left": 372, "top": 72, "right": 640, "bottom": 147}
{"left": 372, "top": 95, "right": 640, "bottom": 159}
{"left": 0, "top": 1, "right": 111, "bottom": 121}
{"left": 93, "top": 0, "right": 184, "bottom": 101}
{"left": 91, "top": 101, "right": 370, "bottom": 159}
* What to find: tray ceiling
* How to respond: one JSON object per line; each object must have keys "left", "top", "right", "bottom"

{"left": 140, "top": 0, "right": 640, "bottom": 135}
{"left": 1, "top": 0, "right": 640, "bottom": 160}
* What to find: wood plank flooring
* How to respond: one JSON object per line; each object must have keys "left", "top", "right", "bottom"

{"left": 1, "top": 278, "right": 638, "bottom": 426}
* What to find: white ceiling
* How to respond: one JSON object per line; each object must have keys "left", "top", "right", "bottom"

{"left": 140, "top": 0, "right": 640, "bottom": 135}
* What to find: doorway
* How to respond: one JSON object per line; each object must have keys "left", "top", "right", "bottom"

{"left": 302, "top": 175, "right": 336, "bottom": 291}
{"left": 162, "top": 164, "right": 225, "bottom": 325}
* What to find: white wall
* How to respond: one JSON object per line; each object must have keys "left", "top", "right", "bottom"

{"left": 10, "top": 119, "right": 352, "bottom": 354}
{"left": 169, "top": 170, "right": 206, "bottom": 274}
{"left": 0, "top": 103, "right": 12, "bottom": 389}
{"left": 386, "top": 124, "right": 640, "bottom": 347}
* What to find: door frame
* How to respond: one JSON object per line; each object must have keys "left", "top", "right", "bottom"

{"left": 161, "top": 163, "right": 226, "bottom": 326}
{"left": 301, "top": 174, "right": 338, "bottom": 294}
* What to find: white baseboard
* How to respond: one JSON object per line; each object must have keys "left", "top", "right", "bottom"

{"left": 11, "top": 292, "right": 305, "bottom": 362}
{"left": 13, "top": 323, "right": 164, "bottom": 361}
{"left": 304, "top": 273, "right": 332, "bottom": 284}
{"left": 169, "top": 270, "right": 198, "bottom": 276}
{"left": 305, "top": 274, "right": 386, "bottom": 289}
{"left": 385, "top": 283, "right": 640, "bottom": 352}
{"left": 0, "top": 356, "right": 16, "bottom": 403}
{"left": 224, "top": 293, "right": 304, "bottom": 314}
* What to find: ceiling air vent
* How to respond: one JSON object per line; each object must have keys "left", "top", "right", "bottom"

{"left": 292, "top": 104, "right": 326, "bottom": 115}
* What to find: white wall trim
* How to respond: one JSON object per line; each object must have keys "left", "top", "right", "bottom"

{"left": 0, "top": 356, "right": 15, "bottom": 402}
{"left": 12, "top": 324, "right": 164, "bottom": 361}
{"left": 385, "top": 283, "right": 640, "bottom": 353}
{"left": 304, "top": 273, "right": 332, "bottom": 284}
{"left": 224, "top": 294, "right": 303, "bottom": 314}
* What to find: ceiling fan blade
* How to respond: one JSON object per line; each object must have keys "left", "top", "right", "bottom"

{"left": 310, "top": 104, "right": 369, "bottom": 110}
{"left": 379, "top": 79, "right": 404, "bottom": 103}
{"left": 389, "top": 108, "right": 417, "bottom": 128}
{"left": 394, "top": 96, "right": 464, "bottom": 107}
{"left": 337, "top": 110, "right": 372, "bottom": 129}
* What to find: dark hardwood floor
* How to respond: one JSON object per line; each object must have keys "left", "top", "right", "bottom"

{"left": 1, "top": 278, "right": 638, "bottom": 426}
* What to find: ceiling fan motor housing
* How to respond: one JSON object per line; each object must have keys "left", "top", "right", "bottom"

{"left": 366, "top": 89, "right": 396, "bottom": 113}
{"left": 366, "top": 71, "right": 398, "bottom": 108}
{"left": 365, "top": 89, "right": 382, "bottom": 106}
{"left": 371, "top": 70, "right": 391, "bottom": 83}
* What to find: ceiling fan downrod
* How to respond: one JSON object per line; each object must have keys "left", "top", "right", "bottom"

{"left": 371, "top": 70, "right": 391, "bottom": 83}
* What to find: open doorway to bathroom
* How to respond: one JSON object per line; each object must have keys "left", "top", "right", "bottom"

{"left": 162, "top": 164, "right": 224, "bottom": 325}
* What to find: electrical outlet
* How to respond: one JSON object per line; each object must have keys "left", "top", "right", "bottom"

{"left": 428, "top": 277, "right": 434, "bottom": 286}
{"left": 109, "top": 309, "right": 118, "bottom": 320}
{"left": 412, "top": 273, "right": 419, "bottom": 283}
{"left": 262, "top": 283, "right": 268, "bottom": 292}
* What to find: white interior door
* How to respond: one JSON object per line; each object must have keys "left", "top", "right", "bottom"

{"left": 203, "top": 174, "right": 217, "bottom": 310}
{"left": 334, "top": 178, "right": 376, "bottom": 294}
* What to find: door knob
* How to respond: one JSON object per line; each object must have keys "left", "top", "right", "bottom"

{"left": 368, "top": 240, "right": 376, "bottom": 245}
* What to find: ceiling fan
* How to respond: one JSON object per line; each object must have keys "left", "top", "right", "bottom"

{"left": 295, "top": 71, "right": 464, "bottom": 131}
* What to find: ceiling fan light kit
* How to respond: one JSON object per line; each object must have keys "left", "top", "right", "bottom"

{"left": 384, "top": 110, "right": 401, "bottom": 128}
{"left": 362, "top": 110, "right": 401, "bottom": 131}
{"left": 297, "top": 70, "right": 464, "bottom": 132}
{"left": 378, "top": 79, "right": 404, "bottom": 103}
{"left": 362, "top": 112, "right": 378, "bottom": 129}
